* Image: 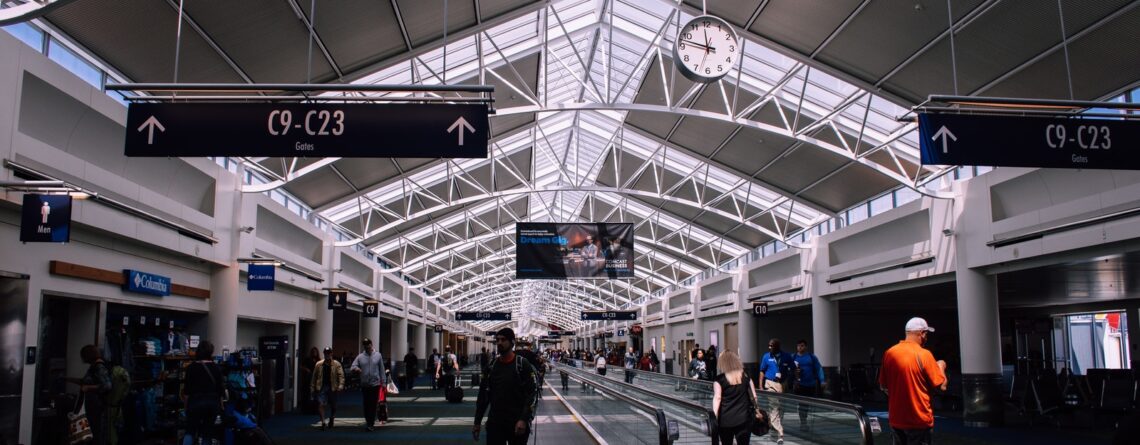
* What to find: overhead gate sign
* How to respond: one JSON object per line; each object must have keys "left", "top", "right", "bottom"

{"left": 125, "top": 103, "right": 489, "bottom": 158}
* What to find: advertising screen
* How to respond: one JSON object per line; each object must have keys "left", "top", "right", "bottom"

{"left": 516, "top": 223, "right": 634, "bottom": 279}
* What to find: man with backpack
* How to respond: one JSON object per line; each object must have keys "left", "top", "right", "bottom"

{"left": 430, "top": 349, "right": 442, "bottom": 389}
{"left": 473, "top": 328, "right": 539, "bottom": 445}
{"left": 436, "top": 345, "right": 459, "bottom": 389}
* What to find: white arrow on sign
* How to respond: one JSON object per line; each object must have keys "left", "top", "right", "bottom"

{"left": 931, "top": 125, "right": 957, "bottom": 154}
{"left": 447, "top": 116, "right": 475, "bottom": 146}
{"left": 137, "top": 116, "right": 165, "bottom": 145}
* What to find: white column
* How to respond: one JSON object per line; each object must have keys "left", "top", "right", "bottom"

{"left": 395, "top": 317, "right": 409, "bottom": 360}
{"left": 209, "top": 263, "right": 239, "bottom": 352}
{"left": 362, "top": 315, "right": 380, "bottom": 351}
{"left": 956, "top": 265, "right": 1004, "bottom": 427}
{"left": 414, "top": 322, "right": 427, "bottom": 365}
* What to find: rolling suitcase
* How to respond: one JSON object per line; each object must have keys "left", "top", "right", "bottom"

{"left": 445, "top": 374, "right": 464, "bottom": 403}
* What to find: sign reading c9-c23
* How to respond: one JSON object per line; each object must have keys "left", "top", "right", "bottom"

{"left": 125, "top": 103, "right": 488, "bottom": 158}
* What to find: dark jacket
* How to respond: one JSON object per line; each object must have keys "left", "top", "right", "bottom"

{"left": 474, "top": 353, "right": 539, "bottom": 427}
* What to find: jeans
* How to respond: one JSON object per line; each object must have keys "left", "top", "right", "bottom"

{"left": 892, "top": 427, "right": 932, "bottom": 445}
{"left": 485, "top": 420, "right": 530, "bottom": 445}
{"left": 184, "top": 396, "right": 220, "bottom": 444}
{"left": 361, "top": 385, "right": 381, "bottom": 427}
{"left": 717, "top": 421, "right": 751, "bottom": 445}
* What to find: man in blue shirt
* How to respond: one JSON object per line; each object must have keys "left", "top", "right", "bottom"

{"left": 792, "top": 339, "right": 825, "bottom": 430}
{"left": 759, "top": 338, "right": 795, "bottom": 444}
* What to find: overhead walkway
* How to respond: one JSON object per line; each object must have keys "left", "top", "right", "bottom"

{"left": 562, "top": 360, "right": 880, "bottom": 444}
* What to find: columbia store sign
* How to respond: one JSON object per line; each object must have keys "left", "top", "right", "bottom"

{"left": 123, "top": 269, "right": 171, "bottom": 297}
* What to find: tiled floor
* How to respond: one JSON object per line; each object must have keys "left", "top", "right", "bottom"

{"left": 262, "top": 376, "right": 597, "bottom": 444}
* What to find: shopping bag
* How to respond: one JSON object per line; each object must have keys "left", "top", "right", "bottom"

{"left": 377, "top": 385, "right": 387, "bottom": 403}
{"left": 68, "top": 394, "right": 94, "bottom": 444}
{"left": 386, "top": 380, "right": 400, "bottom": 395}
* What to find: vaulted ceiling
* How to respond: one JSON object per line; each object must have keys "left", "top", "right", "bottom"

{"left": 36, "top": 0, "right": 1140, "bottom": 332}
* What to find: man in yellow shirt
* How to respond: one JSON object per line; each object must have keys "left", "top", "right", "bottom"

{"left": 312, "top": 347, "right": 345, "bottom": 430}
{"left": 878, "top": 317, "right": 947, "bottom": 445}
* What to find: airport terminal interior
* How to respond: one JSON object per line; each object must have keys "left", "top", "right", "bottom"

{"left": 0, "top": 0, "right": 1138, "bottom": 444}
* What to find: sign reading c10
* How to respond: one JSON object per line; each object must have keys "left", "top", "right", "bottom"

{"left": 580, "top": 311, "right": 637, "bottom": 321}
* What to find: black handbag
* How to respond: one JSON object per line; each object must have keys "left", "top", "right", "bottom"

{"left": 746, "top": 374, "right": 771, "bottom": 436}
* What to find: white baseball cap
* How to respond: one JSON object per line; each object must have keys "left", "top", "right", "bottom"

{"left": 905, "top": 317, "right": 935, "bottom": 333}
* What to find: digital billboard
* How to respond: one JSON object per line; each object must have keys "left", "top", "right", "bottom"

{"left": 516, "top": 223, "right": 634, "bottom": 279}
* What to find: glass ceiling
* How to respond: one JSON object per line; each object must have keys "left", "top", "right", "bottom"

{"left": 307, "top": 0, "right": 929, "bottom": 333}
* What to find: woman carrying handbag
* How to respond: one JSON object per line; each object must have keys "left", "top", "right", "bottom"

{"left": 68, "top": 345, "right": 111, "bottom": 445}
{"left": 712, "top": 350, "right": 768, "bottom": 445}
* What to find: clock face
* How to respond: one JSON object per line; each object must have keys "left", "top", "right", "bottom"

{"left": 673, "top": 16, "right": 740, "bottom": 83}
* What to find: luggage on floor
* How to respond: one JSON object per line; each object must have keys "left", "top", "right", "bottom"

{"left": 445, "top": 386, "right": 464, "bottom": 403}
{"left": 471, "top": 372, "right": 481, "bottom": 388}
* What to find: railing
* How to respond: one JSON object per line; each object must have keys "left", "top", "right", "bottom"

{"left": 570, "top": 360, "right": 877, "bottom": 444}
{"left": 555, "top": 361, "right": 716, "bottom": 445}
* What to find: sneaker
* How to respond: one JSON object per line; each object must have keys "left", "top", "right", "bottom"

{"left": 776, "top": 438, "right": 784, "bottom": 444}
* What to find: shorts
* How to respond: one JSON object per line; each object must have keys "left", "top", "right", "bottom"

{"left": 317, "top": 386, "right": 337, "bottom": 406}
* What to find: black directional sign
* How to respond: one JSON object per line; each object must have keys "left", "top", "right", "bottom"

{"left": 362, "top": 301, "right": 379, "bottom": 318}
{"left": 548, "top": 330, "right": 576, "bottom": 337}
{"left": 580, "top": 310, "right": 638, "bottom": 321}
{"left": 918, "top": 113, "right": 1140, "bottom": 170}
{"left": 433, "top": 324, "right": 444, "bottom": 333}
{"left": 327, "top": 289, "right": 348, "bottom": 310}
{"left": 752, "top": 301, "right": 768, "bottom": 317}
{"left": 125, "top": 103, "right": 489, "bottom": 158}
{"left": 455, "top": 311, "right": 512, "bottom": 321}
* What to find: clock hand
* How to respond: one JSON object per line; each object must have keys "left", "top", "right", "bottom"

{"left": 680, "top": 39, "right": 712, "bottom": 51}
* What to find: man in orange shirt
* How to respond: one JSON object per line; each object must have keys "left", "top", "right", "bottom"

{"left": 878, "top": 317, "right": 947, "bottom": 445}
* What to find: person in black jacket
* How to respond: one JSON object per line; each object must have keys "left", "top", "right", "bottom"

{"left": 473, "top": 328, "right": 539, "bottom": 445}
{"left": 182, "top": 340, "right": 224, "bottom": 443}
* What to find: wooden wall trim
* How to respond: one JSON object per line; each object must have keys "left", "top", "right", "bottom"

{"left": 49, "top": 260, "right": 211, "bottom": 299}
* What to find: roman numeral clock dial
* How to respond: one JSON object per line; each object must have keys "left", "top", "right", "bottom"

{"left": 672, "top": 15, "right": 740, "bottom": 84}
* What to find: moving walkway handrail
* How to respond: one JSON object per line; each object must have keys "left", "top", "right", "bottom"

{"left": 557, "top": 362, "right": 718, "bottom": 445}
{"left": 574, "top": 359, "right": 875, "bottom": 444}
{"left": 555, "top": 363, "right": 672, "bottom": 445}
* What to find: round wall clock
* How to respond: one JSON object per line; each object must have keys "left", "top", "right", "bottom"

{"left": 672, "top": 15, "right": 740, "bottom": 83}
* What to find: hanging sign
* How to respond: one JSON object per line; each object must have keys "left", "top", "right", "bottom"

{"left": 752, "top": 301, "right": 768, "bottom": 317}
{"left": 247, "top": 264, "right": 275, "bottom": 291}
{"left": 617, "top": 329, "right": 626, "bottom": 337}
{"left": 918, "top": 113, "right": 1140, "bottom": 169}
{"left": 125, "top": 103, "right": 489, "bottom": 158}
{"left": 362, "top": 301, "right": 379, "bottom": 318}
{"left": 455, "top": 311, "right": 512, "bottom": 321}
{"left": 20, "top": 194, "right": 72, "bottom": 243}
{"left": 433, "top": 324, "right": 444, "bottom": 333}
{"left": 123, "top": 269, "right": 171, "bottom": 297}
{"left": 580, "top": 310, "right": 637, "bottom": 321}
{"left": 328, "top": 289, "right": 348, "bottom": 310}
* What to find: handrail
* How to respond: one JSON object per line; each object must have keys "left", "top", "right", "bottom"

{"left": 555, "top": 363, "right": 670, "bottom": 445}
{"left": 580, "top": 360, "right": 875, "bottom": 444}
{"left": 557, "top": 362, "right": 717, "bottom": 445}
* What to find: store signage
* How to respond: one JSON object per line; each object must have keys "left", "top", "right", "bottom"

{"left": 918, "top": 113, "right": 1140, "bottom": 169}
{"left": 752, "top": 301, "right": 768, "bottom": 317}
{"left": 362, "top": 301, "right": 379, "bottom": 318}
{"left": 258, "top": 335, "right": 289, "bottom": 359}
{"left": 123, "top": 269, "right": 171, "bottom": 297}
{"left": 328, "top": 289, "right": 348, "bottom": 310}
{"left": 20, "top": 194, "right": 71, "bottom": 243}
{"left": 247, "top": 264, "right": 275, "bottom": 291}
{"left": 125, "top": 103, "right": 489, "bottom": 158}
{"left": 434, "top": 324, "right": 444, "bottom": 333}
{"left": 455, "top": 311, "right": 512, "bottom": 321}
{"left": 580, "top": 310, "right": 637, "bottom": 321}
{"left": 617, "top": 329, "right": 626, "bottom": 337}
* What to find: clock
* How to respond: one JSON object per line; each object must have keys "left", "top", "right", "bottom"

{"left": 672, "top": 15, "right": 740, "bottom": 83}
